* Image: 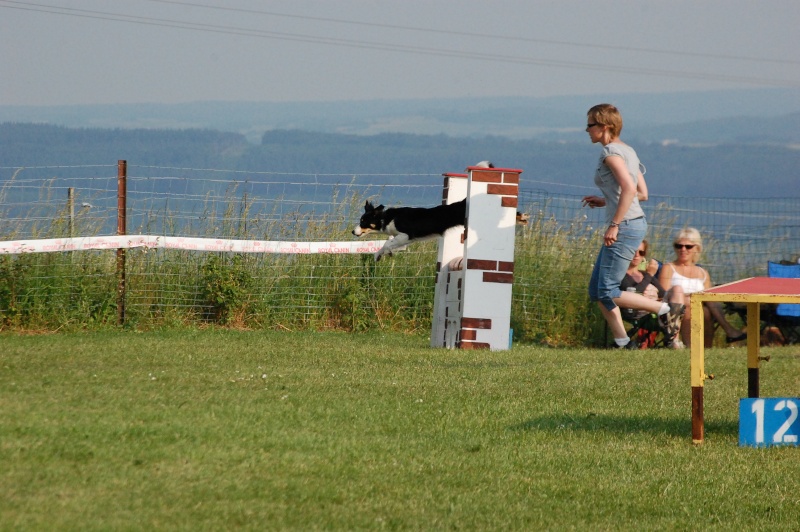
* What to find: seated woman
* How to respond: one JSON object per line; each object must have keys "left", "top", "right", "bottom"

{"left": 620, "top": 239, "right": 686, "bottom": 348}
{"left": 658, "top": 227, "right": 746, "bottom": 348}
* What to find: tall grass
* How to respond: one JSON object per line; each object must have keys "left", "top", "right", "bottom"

{"left": 0, "top": 188, "right": 746, "bottom": 345}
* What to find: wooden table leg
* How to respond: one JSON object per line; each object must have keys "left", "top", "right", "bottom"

{"left": 747, "top": 302, "right": 760, "bottom": 398}
{"left": 690, "top": 296, "right": 705, "bottom": 444}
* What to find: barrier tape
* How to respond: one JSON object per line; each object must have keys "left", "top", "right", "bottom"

{"left": 0, "top": 235, "right": 387, "bottom": 255}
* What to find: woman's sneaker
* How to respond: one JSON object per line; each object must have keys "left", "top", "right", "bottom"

{"left": 659, "top": 303, "right": 685, "bottom": 338}
{"left": 616, "top": 339, "right": 639, "bottom": 350}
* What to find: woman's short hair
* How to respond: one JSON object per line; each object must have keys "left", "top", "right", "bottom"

{"left": 587, "top": 103, "right": 623, "bottom": 138}
{"left": 674, "top": 227, "right": 703, "bottom": 252}
{"left": 640, "top": 239, "right": 650, "bottom": 256}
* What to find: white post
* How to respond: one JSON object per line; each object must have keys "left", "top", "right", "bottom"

{"left": 458, "top": 166, "right": 520, "bottom": 350}
{"left": 430, "top": 167, "right": 521, "bottom": 350}
{"left": 430, "top": 173, "right": 468, "bottom": 347}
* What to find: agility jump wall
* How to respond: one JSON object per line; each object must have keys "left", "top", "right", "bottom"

{"left": 431, "top": 166, "right": 521, "bottom": 351}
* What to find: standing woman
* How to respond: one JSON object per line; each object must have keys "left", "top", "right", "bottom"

{"left": 581, "top": 104, "right": 683, "bottom": 348}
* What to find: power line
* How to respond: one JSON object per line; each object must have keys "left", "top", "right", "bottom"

{"left": 2, "top": 0, "right": 799, "bottom": 89}
{"left": 143, "top": 0, "right": 800, "bottom": 67}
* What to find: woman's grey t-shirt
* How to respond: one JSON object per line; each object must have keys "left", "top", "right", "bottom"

{"left": 593, "top": 142, "right": 645, "bottom": 224}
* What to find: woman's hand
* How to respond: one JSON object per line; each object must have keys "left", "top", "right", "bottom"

{"left": 645, "top": 259, "right": 659, "bottom": 275}
{"left": 603, "top": 225, "right": 618, "bottom": 246}
{"left": 643, "top": 284, "right": 659, "bottom": 300}
{"left": 581, "top": 195, "right": 606, "bottom": 208}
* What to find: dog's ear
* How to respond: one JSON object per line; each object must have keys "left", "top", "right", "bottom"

{"left": 375, "top": 205, "right": 385, "bottom": 213}
{"left": 364, "top": 200, "right": 374, "bottom": 212}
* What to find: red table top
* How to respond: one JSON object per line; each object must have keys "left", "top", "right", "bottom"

{"left": 705, "top": 277, "right": 800, "bottom": 296}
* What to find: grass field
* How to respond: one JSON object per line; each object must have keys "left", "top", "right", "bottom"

{"left": 2, "top": 330, "right": 800, "bottom": 530}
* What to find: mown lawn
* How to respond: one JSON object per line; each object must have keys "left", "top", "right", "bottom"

{"left": 2, "top": 330, "right": 799, "bottom": 530}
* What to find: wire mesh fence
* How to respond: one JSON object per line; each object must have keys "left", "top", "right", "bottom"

{"left": 0, "top": 164, "right": 444, "bottom": 239}
{"left": 1, "top": 163, "right": 798, "bottom": 342}
{"left": 517, "top": 189, "right": 800, "bottom": 284}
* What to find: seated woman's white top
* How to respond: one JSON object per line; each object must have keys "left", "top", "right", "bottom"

{"left": 667, "top": 264, "right": 706, "bottom": 294}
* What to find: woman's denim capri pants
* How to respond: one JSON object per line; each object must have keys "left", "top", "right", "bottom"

{"left": 588, "top": 217, "right": 647, "bottom": 311}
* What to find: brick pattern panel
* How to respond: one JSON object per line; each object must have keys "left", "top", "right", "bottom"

{"left": 461, "top": 317, "right": 492, "bottom": 329}
{"left": 460, "top": 329, "right": 477, "bottom": 341}
{"left": 480, "top": 171, "right": 519, "bottom": 212}
{"left": 487, "top": 184, "right": 518, "bottom": 196}
{"left": 458, "top": 341, "right": 491, "bottom": 350}
{"left": 466, "top": 258, "right": 515, "bottom": 284}
{"left": 470, "top": 171, "right": 503, "bottom": 183}
{"left": 467, "top": 259, "right": 498, "bottom": 271}
{"left": 499, "top": 261, "right": 514, "bottom": 272}
{"left": 483, "top": 272, "right": 514, "bottom": 284}
{"left": 501, "top": 196, "right": 518, "bottom": 209}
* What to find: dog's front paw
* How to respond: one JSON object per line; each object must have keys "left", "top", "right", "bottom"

{"left": 374, "top": 248, "right": 394, "bottom": 262}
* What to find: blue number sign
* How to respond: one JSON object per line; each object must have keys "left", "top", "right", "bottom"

{"left": 739, "top": 398, "right": 800, "bottom": 447}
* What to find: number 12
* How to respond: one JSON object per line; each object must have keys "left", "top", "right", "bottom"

{"left": 751, "top": 399, "right": 799, "bottom": 444}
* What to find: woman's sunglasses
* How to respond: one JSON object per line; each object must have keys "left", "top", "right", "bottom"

{"left": 673, "top": 243, "right": 696, "bottom": 250}
{"left": 636, "top": 249, "right": 646, "bottom": 256}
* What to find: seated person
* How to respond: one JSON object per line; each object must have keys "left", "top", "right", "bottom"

{"left": 658, "top": 227, "right": 746, "bottom": 348}
{"left": 620, "top": 239, "right": 685, "bottom": 348}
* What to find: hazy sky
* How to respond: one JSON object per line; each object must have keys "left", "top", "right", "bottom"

{"left": 2, "top": 0, "right": 799, "bottom": 106}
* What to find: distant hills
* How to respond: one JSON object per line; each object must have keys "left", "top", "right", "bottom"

{"left": 2, "top": 124, "right": 798, "bottom": 200}
{"left": 1, "top": 88, "right": 799, "bottom": 200}
{"left": 3, "top": 88, "right": 800, "bottom": 144}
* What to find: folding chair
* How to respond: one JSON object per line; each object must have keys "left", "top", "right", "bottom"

{"left": 618, "top": 258, "right": 675, "bottom": 348}
{"left": 763, "top": 261, "right": 800, "bottom": 344}
{"left": 622, "top": 308, "right": 670, "bottom": 349}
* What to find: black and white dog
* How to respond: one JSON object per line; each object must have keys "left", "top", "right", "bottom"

{"left": 352, "top": 161, "right": 493, "bottom": 261}
{"left": 352, "top": 199, "right": 466, "bottom": 261}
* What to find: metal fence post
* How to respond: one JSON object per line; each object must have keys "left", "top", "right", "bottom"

{"left": 117, "top": 160, "right": 127, "bottom": 326}
{"left": 68, "top": 187, "right": 75, "bottom": 237}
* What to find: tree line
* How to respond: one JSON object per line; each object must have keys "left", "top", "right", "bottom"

{"left": 1, "top": 123, "right": 798, "bottom": 199}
